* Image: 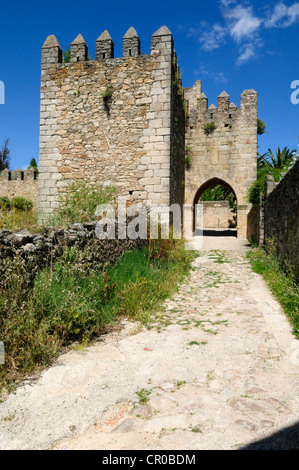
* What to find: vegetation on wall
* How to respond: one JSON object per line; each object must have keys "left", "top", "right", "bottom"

{"left": 203, "top": 121, "right": 217, "bottom": 135}
{"left": 49, "top": 180, "right": 116, "bottom": 227}
{"left": 185, "top": 146, "right": 191, "bottom": 170}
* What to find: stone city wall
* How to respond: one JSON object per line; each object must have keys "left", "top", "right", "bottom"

{"left": 202, "top": 201, "right": 235, "bottom": 229}
{"left": 264, "top": 159, "right": 299, "bottom": 282}
{"left": 0, "top": 168, "right": 38, "bottom": 206}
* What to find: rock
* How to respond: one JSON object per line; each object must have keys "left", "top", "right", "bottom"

{"left": 235, "top": 419, "right": 257, "bottom": 432}
{"left": 228, "top": 398, "right": 264, "bottom": 413}
{"left": 130, "top": 405, "right": 153, "bottom": 419}
{"left": 11, "top": 229, "right": 33, "bottom": 246}
{"left": 0, "top": 229, "right": 12, "bottom": 239}
{"left": 22, "top": 243, "right": 36, "bottom": 253}
{"left": 112, "top": 419, "right": 136, "bottom": 433}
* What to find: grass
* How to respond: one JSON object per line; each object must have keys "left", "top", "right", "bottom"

{"left": 247, "top": 248, "right": 299, "bottom": 339}
{"left": 0, "top": 239, "right": 196, "bottom": 393}
{"left": 0, "top": 207, "right": 39, "bottom": 232}
{"left": 135, "top": 388, "right": 152, "bottom": 405}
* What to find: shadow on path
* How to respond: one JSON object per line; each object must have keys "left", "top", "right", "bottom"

{"left": 239, "top": 421, "right": 299, "bottom": 450}
{"left": 202, "top": 229, "right": 238, "bottom": 238}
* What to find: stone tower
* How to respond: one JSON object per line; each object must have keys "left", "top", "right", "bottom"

{"left": 184, "top": 81, "right": 257, "bottom": 238}
{"left": 38, "top": 27, "right": 257, "bottom": 239}
{"left": 38, "top": 27, "right": 185, "bottom": 223}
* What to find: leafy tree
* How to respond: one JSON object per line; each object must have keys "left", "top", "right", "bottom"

{"left": 28, "top": 158, "right": 38, "bottom": 173}
{"left": 63, "top": 46, "right": 71, "bottom": 63}
{"left": 248, "top": 146, "right": 298, "bottom": 204}
{"left": 201, "top": 185, "right": 237, "bottom": 213}
{"left": 0, "top": 138, "right": 10, "bottom": 171}
{"left": 260, "top": 147, "right": 297, "bottom": 181}
{"left": 257, "top": 118, "right": 267, "bottom": 136}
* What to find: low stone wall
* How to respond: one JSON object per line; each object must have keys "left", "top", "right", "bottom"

{"left": 202, "top": 201, "right": 236, "bottom": 228}
{"left": 247, "top": 204, "right": 262, "bottom": 245}
{"left": 0, "top": 222, "right": 147, "bottom": 282}
{"left": 264, "top": 158, "right": 299, "bottom": 282}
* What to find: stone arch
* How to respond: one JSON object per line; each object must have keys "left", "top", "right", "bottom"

{"left": 193, "top": 177, "right": 238, "bottom": 235}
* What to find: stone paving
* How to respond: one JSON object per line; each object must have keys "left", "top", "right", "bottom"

{"left": 0, "top": 248, "right": 298, "bottom": 450}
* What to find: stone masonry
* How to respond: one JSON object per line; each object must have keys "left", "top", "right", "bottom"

{"left": 38, "top": 26, "right": 257, "bottom": 238}
{"left": 0, "top": 168, "right": 38, "bottom": 206}
{"left": 184, "top": 80, "right": 257, "bottom": 239}
{"left": 38, "top": 26, "right": 185, "bottom": 223}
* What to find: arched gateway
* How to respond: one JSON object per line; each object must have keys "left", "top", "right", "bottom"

{"left": 193, "top": 177, "right": 237, "bottom": 234}
{"left": 184, "top": 81, "right": 257, "bottom": 239}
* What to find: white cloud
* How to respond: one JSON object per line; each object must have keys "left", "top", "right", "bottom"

{"left": 224, "top": 5, "right": 262, "bottom": 42}
{"left": 199, "top": 24, "right": 227, "bottom": 51}
{"left": 264, "top": 2, "right": 299, "bottom": 28}
{"left": 196, "top": 64, "right": 228, "bottom": 82}
{"left": 189, "top": 1, "right": 299, "bottom": 65}
{"left": 236, "top": 43, "right": 256, "bottom": 65}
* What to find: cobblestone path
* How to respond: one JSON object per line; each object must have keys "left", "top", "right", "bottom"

{"left": 0, "top": 250, "right": 298, "bottom": 450}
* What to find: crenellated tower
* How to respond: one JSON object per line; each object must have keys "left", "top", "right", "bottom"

{"left": 38, "top": 27, "right": 257, "bottom": 239}
{"left": 184, "top": 82, "right": 257, "bottom": 238}
{"left": 38, "top": 26, "right": 185, "bottom": 223}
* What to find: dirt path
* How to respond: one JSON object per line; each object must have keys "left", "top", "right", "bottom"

{"left": 0, "top": 247, "right": 298, "bottom": 450}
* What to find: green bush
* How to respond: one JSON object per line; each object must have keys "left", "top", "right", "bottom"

{"left": 50, "top": 180, "right": 116, "bottom": 226}
{"left": 11, "top": 196, "right": 33, "bottom": 211}
{"left": 0, "top": 237, "right": 195, "bottom": 392}
{"left": 247, "top": 174, "right": 267, "bottom": 205}
{"left": 203, "top": 121, "right": 217, "bottom": 135}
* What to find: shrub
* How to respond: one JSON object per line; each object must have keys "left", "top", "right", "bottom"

{"left": 0, "top": 196, "right": 11, "bottom": 210}
{"left": 11, "top": 196, "right": 33, "bottom": 211}
{"left": 203, "top": 121, "right": 217, "bottom": 135}
{"left": 0, "top": 208, "right": 38, "bottom": 231}
{"left": 101, "top": 84, "right": 113, "bottom": 100}
{"left": 50, "top": 180, "right": 116, "bottom": 226}
{"left": 247, "top": 175, "right": 267, "bottom": 205}
{"left": 0, "top": 235, "right": 195, "bottom": 391}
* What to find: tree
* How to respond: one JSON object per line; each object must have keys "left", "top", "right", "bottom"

{"left": 28, "top": 157, "right": 38, "bottom": 173}
{"left": 0, "top": 138, "right": 11, "bottom": 171}
{"left": 257, "top": 118, "right": 267, "bottom": 136}
{"left": 248, "top": 146, "right": 297, "bottom": 205}
{"left": 63, "top": 46, "right": 71, "bottom": 63}
{"left": 259, "top": 146, "right": 297, "bottom": 182}
{"left": 201, "top": 185, "right": 237, "bottom": 213}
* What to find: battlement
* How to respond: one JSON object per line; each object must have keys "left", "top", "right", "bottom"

{"left": 184, "top": 82, "right": 257, "bottom": 130}
{"left": 41, "top": 26, "right": 174, "bottom": 72}
{"left": 0, "top": 168, "right": 38, "bottom": 206}
{"left": 0, "top": 168, "right": 38, "bottom": 182}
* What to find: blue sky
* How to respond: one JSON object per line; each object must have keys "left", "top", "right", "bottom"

{"left": 0, "top": 0, "right": 298, "bottom": 170}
